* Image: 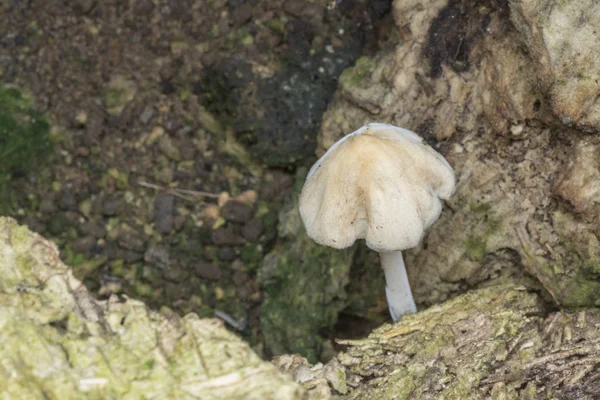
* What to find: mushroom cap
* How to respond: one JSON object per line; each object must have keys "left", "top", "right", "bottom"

{"left": 299, "top": 123, "right": 455, "bottom": 252}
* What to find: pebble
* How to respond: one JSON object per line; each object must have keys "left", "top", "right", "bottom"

{"left": 235, "top": 190, "right": 258, "bottom": 205}
{"left": 218, "top": 192, "right": 230, "bottom": 207}
{"left": 74, "top": 146, "right": 90, "bottom": 157}
{"left": 194, "top": 261, "right": 222, "bottom": 281}
{"left": 71, "top": 0, "right": 96, "bottom": 14}
{"left": 231, "top": 3, "right": 253, "bottom": 26}
{"left": 139, "top": 106, "right": 155, "bottom": 125}
{"left": 154, "top": 193, "right": 174, "bottom": 234}
{"left": 232, "top": 270, "right": 249, "bottom": 286}
{"left": 242, "top": 218, "right": 264, "bottom": 242}
{"left": 102, "top": 196, "right": 123, "bottom": 216}
{"left": 47, "top": 213, "right": 71, "bottom": 236}
{"left": 158, "top": 135, "right": 181, "bottom": 161}
{"left": 180, "top": 141, "right": 197, "bottom": 161}
{"left": 221, "top": 201, "right": 254, "bottom": 223}
{"left": 218, "top": 247, "right": 237, "bottom": 261}
{"left": 73, "top": 236, "right": 97, "bottom": 253}
{"left": 58, "top": 191, "right": 77, "bottom": 211}
{"left": 173, "top": 214, "right": 186, "bottom": 231}
{"left": 39, "top": 198, "right": 56, "bottom": 214}
{"left": 212, "top": 226, "right": 245, "bottom": 246}
{"left": 144, "top": 244, "right": 170, "bottom": 268}
{"left": 121, "top": 249, "right": 143, "bottom": 263}
{"left": 260, "top": 170, "right": 294, "bottom": 201}
{"left": 118, "top": 231, "right": 145, "bottom": 252}
{"left": 164, "top": 265, "right": 190, "bottom": 283}
{"left": 80, "top": 220, "right": 107, "bottom": 238}
{"left": 156, "top": 166, "right": 174, "bottom": 184}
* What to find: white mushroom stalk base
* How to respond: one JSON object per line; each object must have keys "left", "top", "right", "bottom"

{"left": 380, "top": 250, "right": 417, "bottom": 321}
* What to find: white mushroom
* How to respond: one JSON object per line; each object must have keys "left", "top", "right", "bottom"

{"left": 299, "top": 123, "right": 455, "bottom": 321}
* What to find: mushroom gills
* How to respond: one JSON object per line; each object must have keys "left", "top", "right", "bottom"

{"left": 380, "top": 250, "right": 417, "bottom": 321}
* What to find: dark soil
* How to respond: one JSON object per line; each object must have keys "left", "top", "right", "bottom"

{"left": 0, "top": 0, "right": 392, "bottom": 359}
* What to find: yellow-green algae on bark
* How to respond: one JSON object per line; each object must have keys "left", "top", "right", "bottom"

{"left": 276, "top": 286, "right": 600, "bottom": 399}
{"left": 0, "top": 217, "right": 305, "bottom": 399}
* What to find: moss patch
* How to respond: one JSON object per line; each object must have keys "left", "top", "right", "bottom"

{"left": 0, "top": 85, "right": 53, "bottom": 215}
{"left": 259, "top": 170, "right": 356, "bottom": 363}
{"left": 339, "top": 56, "right": 374, "bottom": 87}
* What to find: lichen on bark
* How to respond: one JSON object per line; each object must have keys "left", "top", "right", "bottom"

{"left": 276, "top": 286, "right": 600, "bottom": 399}
{"left": 0, "top": 217, "right": 304, "bottom": 399}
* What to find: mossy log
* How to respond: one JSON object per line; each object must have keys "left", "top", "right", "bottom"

{"left": 0, "top": 217, "right": 304, "bottom": 399}
{"left": 275, "top": 286, "right": 600, "bottom": 399}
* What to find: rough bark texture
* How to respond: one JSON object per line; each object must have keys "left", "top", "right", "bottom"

{"left": 275, "top": 286, "right": 600, "bottom": 399}
{"left": 510, "top": 0, "right": 600, "bottom": 130}
{"left": 2, "top": 212, "right": 599, "bottom": 399}
{"left": 318, "top": 0, "right": 600, "bottom": 309}
{"left": 0, "top": 217, "right": 304, "bottom": 399}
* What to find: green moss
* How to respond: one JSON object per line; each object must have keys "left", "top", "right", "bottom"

{"left": 559, "top": 277, "right": 600, "bottom": 307}
{"left": 259, "top": 170, "right": 354, "bottom": 363}
{"left": 62, "top": 246, "right": 87, "bottom": 268}
{"left": 103, "top": 75, "right": 137, "bottom": 115}
{"left": 469, "top": 202, "right": 492, "bottom": 214}
{"left": 104, "top": 87, "right": 123, "bottom": 109}
{"left": 0, "top": 85, "right": 53, "bottom": 215}
{"left": 465, "top": 235, "right": 487, "bottom": 261}
{"left": 339, "top": 56, "right": 374, "bottom": 88}
{"left": 240, "top": 244, "right": 263, "bottom": 272}
{"left": 266, "top": 19, "right": 285, "bottom": 34}
{"left": 107, "top": 168, "right": 129, "bottom": 190}
{"left": 74, "top": 256, "right": 107, "bottom": 280}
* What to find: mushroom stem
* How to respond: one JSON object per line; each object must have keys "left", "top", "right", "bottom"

{"left": 380, "top": 250, "right": 417, "bottom": 321}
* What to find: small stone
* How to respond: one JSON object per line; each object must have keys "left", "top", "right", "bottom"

{"left": 212, "top": 226, "right": 245, "bottom": 246}
{"left": 47, "top": 214, "right": 71, "bottom": 236}
{"left": 75, "top": 111, "right": 88, "bottom": 125}
{"left": 163, "top": 114, "right": 183, "bottom": 133}
{"left": 221, "top": 201, "right": 254, "bottom": 223}
{"left": 58, "top": 191, "right": 77, "bottom": 211}
{"left": 235, "top": 190, "right": 258, "bottom": 205}
{"left": 74, "top": 146, "right": 90, "bottom": 157}
{"left": 283, "top": 0, "right": 324, "bottom": 25}
{"left": 144, "top": 244, "right": 170, "bottom": 268}
{"left": 180, "top": 141, "right": 197, "bottom": 161}
{"left": 233, "top": 270, "right": 249, "bottom": 286}
{"left": 78, "top": 199, "right": 93, "bottom": 218}
{"left": 158, "top": 135, "right": 181, "bottom": 161}
{"left": 156, "top": 167, "right": 174, "bottom": 184}
{"left": 102, "top": 196, "right": 123, "bottom": 216}
{"left": 71, "top": 0, "right": 95, "bottom": 14}
{"left": 173, "top": 214, "right": 186, "bottom": 231}
{"left": 260, "top": 170, "right": 294, "bottom": 200}
{"left": 80, "top": 220, "right": 107, "bottom": 238}
{"left": 23, "top": 217, "right": 45, "bottom": 234}
{"left": 231, "top": 3, "right": 253, "bottom": 26}
{"left": 204, "top": 205, "right": 220, "bottom": 221}
{"left": 218, "top": 247, "right": 237, "bottom": 261}
{"left": 118, "top": 231, "right": 145, "bottom": 252}
{"left": 164, "top": 266, "right": 190, "bottom": 283}
{"left": 73, "top": 236, "right": 97, "bottom": 253}
{"left": 39, "top": 198, "right": 56, "bottom": 214}
{"left": 242, "top": 218, "right": 264, "bottom": 242}
{"left": 139, "top": 106, "right": 155, "bottom": 124}
{"left": 121, "top": 250, "right": 143, "bottom": 263}
{"left": 218, "top": 192, "right": 230, "bottom": 207}
{"left": 147, "top": 126, "right": 164, "bottom": 145}
{"left": 194, "top": 261, "right": 222, "bottom": 281}
{"left": 154, "top": 193, "right": 174, "bottom": 234}
{"left": 85, "top": 115, "right": 103, "bottom": 144}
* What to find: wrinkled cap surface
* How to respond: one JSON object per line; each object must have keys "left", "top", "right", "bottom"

{"left": 299, "top": 123, "right": 455, "bottom": 252}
